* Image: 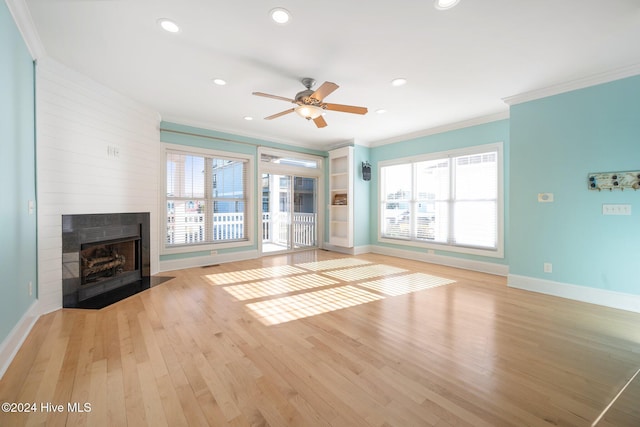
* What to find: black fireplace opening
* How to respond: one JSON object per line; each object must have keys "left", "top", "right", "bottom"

{"left": 79, "top": 236, "right": 141, "bottom": 298}
{"left": 63, "top": 212, "right": 151, "bottom": 309}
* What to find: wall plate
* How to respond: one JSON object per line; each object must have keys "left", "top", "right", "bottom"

{"left": 602, "top": 204, "right": 632, "bottom": 215}
{"left": 537, "top": 193, "right": 554, "bottom": 203}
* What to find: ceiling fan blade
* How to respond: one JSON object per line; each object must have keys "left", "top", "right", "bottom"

{"left": 265, "top": 108, "right": 295, "bottom": 120}
{"left": 253, "top": 92, "right": 295, "bottom": 103}
{"left": 313, "top": 115, "right": 328, "bottom": 128}
{"left": 311, "top": 81, "right": 339, "bottom": 102}
{"left": 324, "top": 103, "right": 368, "bottom": 115}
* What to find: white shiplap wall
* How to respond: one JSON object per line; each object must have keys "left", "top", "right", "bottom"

{"left": 36, "top": 58, "right": 161, "bottom": 314}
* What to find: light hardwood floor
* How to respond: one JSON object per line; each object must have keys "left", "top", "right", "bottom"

{"left": 1, "top": 251, "right": 639, "bottom": 426}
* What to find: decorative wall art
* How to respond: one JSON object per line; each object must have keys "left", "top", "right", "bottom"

{"left": 587, "top": 171, "right": 640, "bottom": 191}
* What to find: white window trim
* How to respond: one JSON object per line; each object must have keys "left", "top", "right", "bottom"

{"left": 377, "top": 142, "right": 504, "bottom": 258}
{"left": 161, "top": 143, "right": 255, "bottom": 255}
{"left": 258, "top": 147, "right": 324, "bottom": 178}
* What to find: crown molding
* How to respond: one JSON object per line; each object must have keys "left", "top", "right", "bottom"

{"left": 5, "top": 0, "right": 45, "bottom": 59}
{"left": 326, "top": 139, "right": 357, "bottom": 151}
{"left": 503, "top": 63, "right": 640, "bottom": 106}
{"left": 366, "top": 111, "right": 510, "bottom": 148}
{"left": 159, "top": 115, "right": 331, "bottom": 154}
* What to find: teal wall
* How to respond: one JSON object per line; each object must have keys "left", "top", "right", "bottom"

{"left": 0, "top": 2, "right": 37, "bottom": 342}
{"left": 157, "top": 77, "right": 640, "bottom": 297}
{"left": 353, "top": 144, "right": 371, "bottom": 247}
{"left": 160, "top": 121, "right": 326, "bottom": 262}
{"left": 510, "top": 76, "right": 640, "bottom": 294}
{"left": 369, "top": 120, "right": 510, "bottom": 265}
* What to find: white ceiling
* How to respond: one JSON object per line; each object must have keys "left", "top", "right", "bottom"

{"left": 21, "top": 0, "right": 640, "bottom": 150}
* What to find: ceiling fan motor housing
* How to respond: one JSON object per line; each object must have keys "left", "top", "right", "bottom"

{"left": 295, "top": 89, "right": 322, "bottom": 106}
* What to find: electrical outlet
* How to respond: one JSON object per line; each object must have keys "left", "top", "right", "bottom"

{"left": 28, "top": 281, "right": 32, "bottom": 296}
{"left": 543, "top": 263, "right": 552, "bottom": 273}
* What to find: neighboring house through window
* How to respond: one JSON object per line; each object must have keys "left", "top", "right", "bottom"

{"left": 379, "top": 142, "right": 503, "bottom": 257}
{"left": 164, "top": 144, "right": 252, "bottom": 253}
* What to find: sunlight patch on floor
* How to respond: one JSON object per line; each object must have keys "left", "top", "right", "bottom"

{"left": 295, "top": 258, "right": 372, "bottom": 271}
{"left": 223, "top": 274, "right": 339, "bottom": 301}
{"left": 322, "top": 264, "right": 407, "bottom": 282}
{"left": 357, "top": 273, "right": 456, "bottom": 296}
{"left": 246, "top": 286, "right": 385, "bottom": 325}
{"left": 204, "top": 265, "right": 306, "bottom": 285}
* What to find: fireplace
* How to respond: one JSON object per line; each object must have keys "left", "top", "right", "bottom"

{"left": 62, "top": 213, "right": 151, "bottom": 308}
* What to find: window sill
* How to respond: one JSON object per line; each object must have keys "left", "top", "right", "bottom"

{"left": 378, "top": 236, "right": 504, "bottom": 259}
{"left": 161, "top": 239, "right": 253, "bottom": 256}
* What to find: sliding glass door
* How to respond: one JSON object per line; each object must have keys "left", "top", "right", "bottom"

{"left": 261, "top": 173, "right": 317, "bottom": 253}
{"left": 258, "top": 147, "right": 323, "bottom": 255}
{"left": 292, "top": 176, "right": 317, "bottom": 249}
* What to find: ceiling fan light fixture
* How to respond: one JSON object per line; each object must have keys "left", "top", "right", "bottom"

{"left": 434, "top": 0, "right": 460, "bottom": 10}
{"left": 295, "top": 105, "right": 324, "bottom": 120}
{"left": 270, "top": 8, "right": 291, "bottom": 24}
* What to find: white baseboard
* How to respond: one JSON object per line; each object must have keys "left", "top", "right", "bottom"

{"left": 159, "top": 249, "right": 259, "bottom": 272}
{"left": 322, "top": 244, "right": 374, "bottom": 256}
{"left": 508, "top": 274, "right": 640, "bottom": 314}
{"left": 370, "top": 245, "right": 509, "bottom": 276}
{"left": 321, "top": 243, "right": 355, "bottom": 255}
{"left": 0, "top": 300, "right": 41, "bottom": 379}
{"left": 353, "top": 245, "right": 373, "bottom": 255}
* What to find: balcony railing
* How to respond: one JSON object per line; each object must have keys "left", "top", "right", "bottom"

{"left": 167, "top": 212, "right": 316, "bottom": 248}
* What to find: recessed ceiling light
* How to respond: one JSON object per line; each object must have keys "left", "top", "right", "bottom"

{"left": 158, "top": 18, "right": 180, "bottom": 33}
{"left": 434, "top": 0, "right": 460, "bottom": 10}
{"left": 244, "top": 116, "right": 254, "bottom": 121}
{"left": 212, "top": 78, "right": 227, "bottom": 86}
{"left": 391, "top": 78, "right": 407, "bottom": 87}
{"left": 270, "top": 8, "right": 291, "bottom": 24}
{"left": 376, "top": 109, "right": 387, "bottom": 114}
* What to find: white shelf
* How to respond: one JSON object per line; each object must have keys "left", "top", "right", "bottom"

{"left": 328, "top": 146, "right": 353, "bottom": 248}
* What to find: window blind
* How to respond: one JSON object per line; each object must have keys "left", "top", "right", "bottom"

{"left": 166, "top": 150, "right": 248, "bottom": 247}
{"left": 380, "top": 147, "right": 500, "bottom": 253}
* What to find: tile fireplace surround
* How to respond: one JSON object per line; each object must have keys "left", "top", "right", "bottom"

{"left": 61, "top": 212, "right": 151, "bottom": 309}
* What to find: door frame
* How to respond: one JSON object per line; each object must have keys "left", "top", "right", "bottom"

{"left": 258, "top": 148, "right": 324, "bottom": 255}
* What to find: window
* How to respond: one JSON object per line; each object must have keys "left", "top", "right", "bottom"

{"left": 165, "top": 146, "right": 251, "bottom": 251}
{"left": 380, "top": 143, "right": 503, "bottom": 257}
{"left": 260, "top": 152, "right": 319, "bottom": 169}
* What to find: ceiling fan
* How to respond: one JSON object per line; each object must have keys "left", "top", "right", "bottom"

{"left": 252, "top": 78, "right": 368, "bottom": 128}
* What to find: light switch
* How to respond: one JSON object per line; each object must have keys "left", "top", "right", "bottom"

{"left": 602, "top": 204, "right": 631, "bottom": 215}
